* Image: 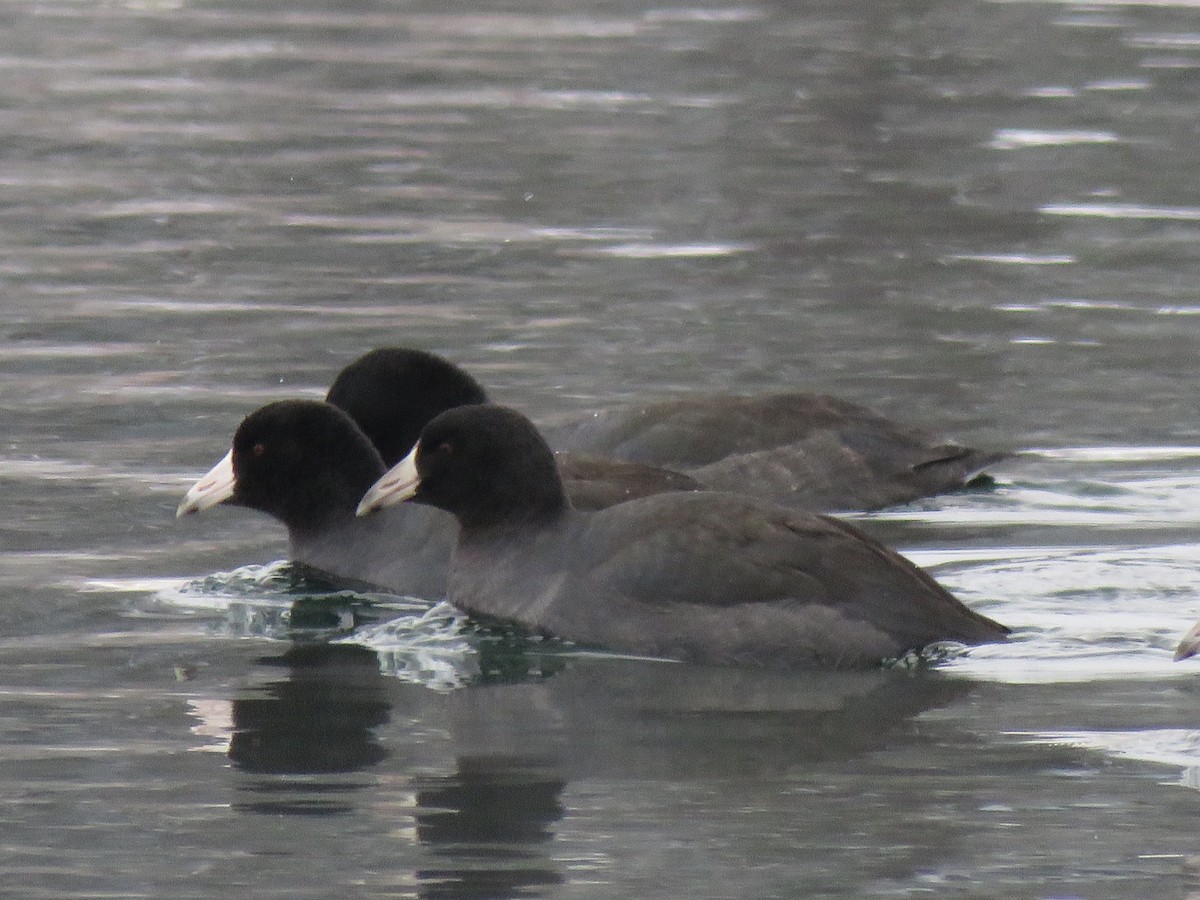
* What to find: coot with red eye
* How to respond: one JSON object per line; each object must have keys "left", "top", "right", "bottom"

{"left": 177, "top": 399, "right": 455, "bottom": 599}
{"left": 357, "top": 405, "right": 1011, "bottom": 670}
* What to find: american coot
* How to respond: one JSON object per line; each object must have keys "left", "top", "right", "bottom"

{"left": 328, "top": 347, "right": 1006, "bottom": 513}
{"left": 544, "top": 393, "right": 1005, "bottom": 512}
{"left": 326, "top": 348, "right": 489, "bottom": 468}
{"left": 326, "top": 347, "right": 702, "bottom": 511}
{"left": 177, "top": 400, "right": 455, "bottom": 599}
{"left": 356, "top": 405, "right": 1011, "bottom": 669}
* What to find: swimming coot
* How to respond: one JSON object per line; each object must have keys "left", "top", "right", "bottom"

{"left": 177, "top": 399, "right": 454, "bottom": 599}
{"left": 357, "top": 404, "right": 1010, "bottom": 669}
{"left": 329, "top": 347, "right": 1006, "bottom": 513}
{"left": 541, "top": 392, "right": 1006, "bottom": 512}
{"left": 175, "top": 397, "right": 693, "bottom": 595}
{"left": 326, "top": 347, "right": 489, "bottom": 468}
{"left": 327, "top": 347, "right": 702, "bottom": 510}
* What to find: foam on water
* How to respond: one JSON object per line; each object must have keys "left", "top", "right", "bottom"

{"left": 143, "top": 562, "right": 585, "bottom": 690}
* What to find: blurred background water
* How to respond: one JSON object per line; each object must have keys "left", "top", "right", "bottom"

{"left": 3, "top": 0, "right": 1200, "bottom": 896}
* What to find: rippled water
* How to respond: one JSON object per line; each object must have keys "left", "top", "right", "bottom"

{"left": 4, "top": 0, "right": 1200, "bottom": 897}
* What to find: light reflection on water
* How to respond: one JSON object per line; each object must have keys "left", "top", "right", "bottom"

{"left": 1041, "top": 202, "right": 1200, "bottom": 220}
{"left": 1019, "top": 729, "right": 1200, "bottom": 790}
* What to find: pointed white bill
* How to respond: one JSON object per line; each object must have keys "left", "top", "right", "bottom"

{"left": 357, "top": 446, "right": 420, "bottom": 516}
{"left": 176, "top": 449, "right": 236, "bottom": 517}
{"left": 1176, "top": 619, "right": 1200, "bottom": 662}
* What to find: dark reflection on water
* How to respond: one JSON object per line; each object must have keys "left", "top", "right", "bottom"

{"left": 230, "top": 644, "right": 391, "bottom": 778}
{"left": 414, "top": 756, "right": 566, "bottom": 900}
{"left": 225, "top": 648, "right": 968, "bottom": 896}
{"left": 228, "top": 645, "right": 966, "bottom": 779}
{"left": 495, "top": 660, "right": 965, "bottom": 772}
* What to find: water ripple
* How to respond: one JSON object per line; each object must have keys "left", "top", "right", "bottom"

{"left": 1040, "top": 202, "right": 1200, "bottom": 220}
{"left": 990, "top": 129, "right": 1120, "bottom": 150}
{"left": 946, "top": 252, "right": 1076, "bottom": 265}
{"left": 580, "top": 242, "right": 754, "bottom": 258}
{"left": 930, "top": 544, "right": 1200, "bottom": 684}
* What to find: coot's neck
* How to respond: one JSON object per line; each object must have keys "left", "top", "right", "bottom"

{"left": 283, "top": 475, "right": 377, "bottom": 541}
{"left": 442, "top": 447, "right": 571, "bottom": 534}
{"left": 454, "top": 483, "right": 569, "bottom": 534}
{"left": 274, "top": 448, "right": 386, "bottom": 541}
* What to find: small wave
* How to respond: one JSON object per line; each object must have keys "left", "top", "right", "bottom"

{"left": 582, "top": 242, "right": 753, "bottom": 258}
{"left": 945, "top": 252, "right": 1076, "bottom": 265}
{"left": 337, "top": 602, "right": 477, "bottom": 691}
{"left": 1040, "top": 202, "right": 1200, "bottom": 220}
{"left": 930, "top": 545, "right": 1200, "bottom": 685}
{"left": 151, "top": 561, "right": 433, "bottom": 641}
{"left": 152, "top": 562, "right": 581, "bottom": 690}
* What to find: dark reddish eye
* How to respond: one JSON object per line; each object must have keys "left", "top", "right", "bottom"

{"left": 436, "top": 441, "right": 453, "bottom": 455}
{"left": 252, "top": 443, "right": 266, "bottom": 457}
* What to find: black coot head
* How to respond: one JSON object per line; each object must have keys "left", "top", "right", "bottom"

{"left": 229, "top": 400, "right": 385, "bottom": 531}
{"left": 326, "top": 348, "right": 490, "bottom": 466}
{"left": 411, "top": 405, "right": 567, "bottom": 529}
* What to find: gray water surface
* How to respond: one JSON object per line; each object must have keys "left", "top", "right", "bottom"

{"left": 3, "top": 0, "right": 1200, "bottom": 897}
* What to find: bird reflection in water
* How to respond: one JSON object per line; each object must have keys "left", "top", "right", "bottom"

{"left": 229, "top": 643, "right": 391, "bottom": 815}
{"left": 225, "top": 641, "right": 569, "bottom": 898}
{"left": 221, "top": 639, "right": 969, "bottom": 897}
{"left": 413, "top": 755, "right": 566, "bottom": 899}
